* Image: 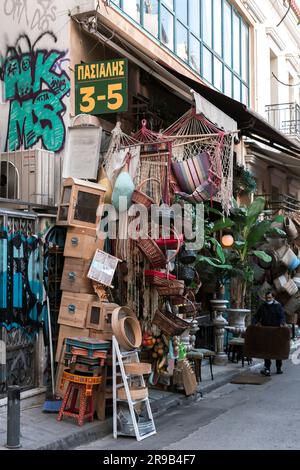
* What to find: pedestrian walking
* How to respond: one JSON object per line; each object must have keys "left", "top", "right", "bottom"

{"left": 253, "top": 291, "right": 286, "bottom": 376}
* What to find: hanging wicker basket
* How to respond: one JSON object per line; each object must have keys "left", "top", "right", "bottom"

{"left": 136, "top": 227, "right": 181, "bottom": 268}
{"left": 144, "top": 270, "right": 177, "bottom": 286}
{"left": 156, "top": 280, "right": 185, "bottom": 297}
{"left": 152, "top": 309, "right": 190, "bottom": 336}
{"left": 131, "top": 178, "right": 161, "bottom": 209}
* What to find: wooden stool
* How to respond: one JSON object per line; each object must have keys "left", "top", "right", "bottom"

{"left": 57, "top": 370, "right": 102, "bottom": 426}
{"left": 187, "top": 350, "right": 204, "bottom": 383}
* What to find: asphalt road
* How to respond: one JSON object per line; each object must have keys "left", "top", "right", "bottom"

{"left": 76, "top": 358, "right": 300, "bottom": 451}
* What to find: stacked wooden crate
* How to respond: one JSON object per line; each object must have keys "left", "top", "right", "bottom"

{"left": 54, "top": 178, "right": 118, "bottom": 418}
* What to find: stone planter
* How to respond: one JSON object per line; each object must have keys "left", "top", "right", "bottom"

{"left": 210, "top": 299, "right": 229, "bottom": 366}
{"left": 227, "top": 309, "right": 251, "bottom": 329}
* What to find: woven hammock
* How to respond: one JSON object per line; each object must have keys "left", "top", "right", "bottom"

{"left": 103, "top": 122, "right": 140, "bottom": 184}
{"left": 132, "top": 120, "right": 173, "bottom": 204}
{"left": 163, "top": 108, "right": 234, "bottom": 214}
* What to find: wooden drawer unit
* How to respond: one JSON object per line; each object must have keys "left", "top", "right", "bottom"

{"left": 58, "top": 292, "right": 97, "bottom": 328}
{"left": 64, "top": 227, "right": 105, "bottom": 259}
{"left": 55, "top": 324, "right": 89, "bottom": 362}
{"left": 61, "top": 257, "right": 94, "bottom": 293}
{"left": 89, "top": 329, "right": 113, "bottom": 342}
{"left": 57, "top": 177, "right": 106, "bottom": 229}
{"left": 86, "top": 301, "right": 119, "bottom": 333}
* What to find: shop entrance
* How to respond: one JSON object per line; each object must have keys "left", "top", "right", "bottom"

{"left": 0, "top": 210, "right": 42, "bottom": 398}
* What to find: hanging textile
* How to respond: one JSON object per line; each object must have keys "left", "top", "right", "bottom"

{"left": 163, "top": 108, "right": 234, "bottom": 214}
{"left": 103, "top": 122, "right": 140, "bottom": 185}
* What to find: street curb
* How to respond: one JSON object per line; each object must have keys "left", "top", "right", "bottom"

{"left": 35, "top": 362, "right": 263, "bottom": 450}
{"left": 37, "top": 419, "right": 113, "bottom": 450}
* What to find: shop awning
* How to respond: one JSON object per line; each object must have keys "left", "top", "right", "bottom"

{"left": 245, "top": 140, "right": 300, "bottom": 178}
{"left": 158, "top": 64, "right": 300, "bottom": 158}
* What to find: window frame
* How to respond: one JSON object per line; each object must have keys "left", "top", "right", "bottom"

{"left": 110, "top": 0, "right": 249, "bottom": 105}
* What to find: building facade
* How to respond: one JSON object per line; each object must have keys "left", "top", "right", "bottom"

{"left": 0, "top": 0, "right": 299, "bottom": 398}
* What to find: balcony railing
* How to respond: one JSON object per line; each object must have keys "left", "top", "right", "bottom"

{"left": 257, "top": 193, "right": 300, "bottom": 214}
{"left": 265, "top": 102, "right": 300, "bottom": 138}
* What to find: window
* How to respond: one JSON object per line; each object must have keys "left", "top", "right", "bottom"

{"left": 233, "top": 12, "right": 240, "bottom": 74}
{"left": 189, "top": 0, "right": 200, "bottom": 36}
{"left": 175, "top": 0, "right": 188, "bottom": 24}
{"left": 123, "top": 0, "right": 140, "bottom": 22}
{"left": 202, "top": 0, "right": 212, "bottom": 48}
{"left": 203, "top": 46, "right": 212, "bottom": 83}
{"left": 144, "top": 0, "right": 159, "bottom": 37}
{"left": 224, "top": 67, "right": 232, "bottom": 97}
{"left": 214, "top": 0, "right": 222, "bottom": 57}
{"left": 214, "top": 57, "right": 223, "bottom": 91}
{"left": 111, "top": 0, "right": 249, "bottom": 105}
{"left": 161, "top": 5, "right": 174, "bottom": 50}
{"left": 224, "top": 1, "right": 232, "bottom": 66}
{"left": 190, "top": 35, "right": 200, "bottom": 73}
{"left": 176, "top": 21, "right": 188, "bottom": 62}
{"left": 241, "top": 22, "right": 248, "bottom": 82}
{"left": 234, "top": 75, "right": 241, "bottom": 101}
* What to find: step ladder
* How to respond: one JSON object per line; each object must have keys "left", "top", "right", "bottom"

{"left": 112, "top": 336, "right": 156, "bottom": 442}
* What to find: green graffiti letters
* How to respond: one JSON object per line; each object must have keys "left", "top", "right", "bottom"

{"left": 1, "top": 35, "right": 70, "bottom": 152}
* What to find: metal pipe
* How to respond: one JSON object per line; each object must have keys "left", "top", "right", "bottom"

{"left": 6, "top": 386, "right": 21, "bottom": 449}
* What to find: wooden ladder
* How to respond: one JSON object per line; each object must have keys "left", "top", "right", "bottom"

{"left": 112, "top": 336, "right": 156, "bottom": 442}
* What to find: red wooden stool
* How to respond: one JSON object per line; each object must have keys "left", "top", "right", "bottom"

{"left": 57, "top": 370, "right": 102, "bottom": 426}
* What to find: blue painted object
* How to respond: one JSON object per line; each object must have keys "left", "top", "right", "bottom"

{"left": 65, "top": 337, "right": 111, "bottom": 357}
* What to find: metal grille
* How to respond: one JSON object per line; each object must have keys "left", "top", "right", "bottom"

{"left": 265, "top": 102, "right": 300, "bottom": 139}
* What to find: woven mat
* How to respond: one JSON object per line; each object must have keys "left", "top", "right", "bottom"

{"left": 230, "top": 374, "right": 271, "bottom": 385}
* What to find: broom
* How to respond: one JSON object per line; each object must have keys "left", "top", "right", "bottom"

{"left": 42, "top": 296, "right": 63, "bottom": 413}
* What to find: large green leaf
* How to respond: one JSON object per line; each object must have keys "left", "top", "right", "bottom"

{"left": 246, "top": 220, "right": 271, "bottom": 249}
{"left": 197, "top": 255, "right": 232, "bottom": 269}
{"left": 209, "top": 238, "right": 226, "bottom": 264}
{"left": 246, "top": 197, "right": 266, "bottom": 220}
{"left": 206, "top": 207, "right": 224, "bottom": 217}
{"left": 209, "top": 218, "right": 235, "bottom": 234}
{"left": 252, "top": 251, "right": 272, "bottom": 263}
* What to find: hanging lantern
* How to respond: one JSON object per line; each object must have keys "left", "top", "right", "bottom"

{"left": 221, "top": 234, "right": 234, "bottom": 248}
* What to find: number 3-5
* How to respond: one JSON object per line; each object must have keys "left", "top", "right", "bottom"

{"left": 80, "top": 84, "right": 124, "bottom": 113}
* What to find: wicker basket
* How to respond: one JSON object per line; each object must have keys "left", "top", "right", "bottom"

{"left": 119, "top": 316, "right": 142, "bottom": 350}
{"left": 145, "top": 270, "right": 177, "bottom": 287}
{"left": 136, "top": 227, "right": 180, "bottom": 269}
{"left": 152, "top": 309, "right": 189, "bottom": 336}
{"left": 156, "top": 280, "right": 185, "bottom": 297}
{"left": 124, "top": 362, "right": 152, "bottom": 375}
{"left": 118, "top": 386, "right": 148, "bottom": 401}
{"left": 131, "top": 178, "right": 160, "bottom": 209}
{"left": 178, "top": 296, "right": 199, "bottom": 315}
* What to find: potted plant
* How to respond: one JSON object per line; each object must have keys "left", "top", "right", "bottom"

{"left": 196, "top": 198, "right": 286, "bottom": 328}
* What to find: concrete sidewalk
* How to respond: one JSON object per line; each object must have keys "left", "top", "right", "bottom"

{"left": 0, "top": 358, "right": 265, "bottom": 451}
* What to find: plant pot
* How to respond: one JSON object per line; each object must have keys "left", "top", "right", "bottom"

{"left": 226, "top": 309, "right": 251, "bottom": 329}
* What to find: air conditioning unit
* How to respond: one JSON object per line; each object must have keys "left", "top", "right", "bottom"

{"left": 0, "top": 149, "right": 56, "bottom": 206}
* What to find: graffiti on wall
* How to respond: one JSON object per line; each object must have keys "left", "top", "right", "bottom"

{"left": 0, "top": 32, "right": 70, "bottom": 152}
{"left": 3, "top": 0, "right": 57, "bottom": 32}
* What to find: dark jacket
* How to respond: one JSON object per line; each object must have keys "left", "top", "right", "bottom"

{"left": 253, "top": 300, "right": 285, "bottom": 327}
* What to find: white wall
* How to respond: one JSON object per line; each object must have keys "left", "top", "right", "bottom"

{"left": 244, "top": 0, "right": 300, "bottom": 118}
{"left": 0, "top": 0, "right": 80, "bottom": 156}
